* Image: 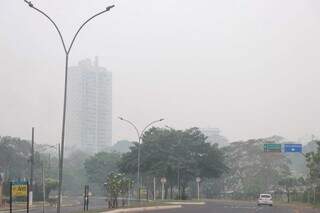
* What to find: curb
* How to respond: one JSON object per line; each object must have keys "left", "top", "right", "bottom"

{"left": 164, "top": 202, "right": 205, "bottom": 205}
{"left": 103, "top": 205, "right": 182, "bottom": 213}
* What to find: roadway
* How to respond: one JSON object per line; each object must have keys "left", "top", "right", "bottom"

{"left": 3, "top": 199, "right": 319, "bottom": 213}
{"left": 152, "top": 200, "right": 319, "bottom": 213}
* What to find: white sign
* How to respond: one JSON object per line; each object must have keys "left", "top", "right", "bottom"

{"left": 160, "top": 177, "right": 167, "bottom": 184}
{"left": 196, "top": 177, "right": 201, "bottom": 183}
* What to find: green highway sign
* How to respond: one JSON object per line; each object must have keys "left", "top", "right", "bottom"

{"left": 264, "top": 143, "right": 281, "bottom": 153}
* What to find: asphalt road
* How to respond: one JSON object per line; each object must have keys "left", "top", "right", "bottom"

{"left": 152, "top": 201, "right": 319, "bottom": 213}
{"left": 4, "top": 199, "right": 319, "bottom": 213}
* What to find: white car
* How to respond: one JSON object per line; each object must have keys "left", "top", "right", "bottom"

{"left": 257, "top": 194, "right": 273, "bottom": 206}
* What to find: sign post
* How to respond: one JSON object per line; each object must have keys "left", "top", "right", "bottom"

{"left": 83, "top": 185, "right": 89, "bottom": 211}
{"left": 9, "top": 182, "right": 12, "bottom": 213}
{"left": 27, "top": 183, "right": 29, "bottom": 213}
{"left": 0, "top": 173, "right": 3, "bottom": 208}
{"left": 196, "top": 177, "right": 201, "bottom": 200}
{"left": 160, "top": 177, "right": 166, "bottom": 201}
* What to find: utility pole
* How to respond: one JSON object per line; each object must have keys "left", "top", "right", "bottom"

{"left": 30, "top": 127, "right": 35, "bottom": 207}
{"left": 0, "top": 172, "right": 3, "bottom": 208}
{"left": 314, "top": 185, "right": 316, "bottom": 203}
{"left": 153, "top": 177, "right": 156, "bottom": 200}
{"left": 42, "top": 163, "right": 45, "bottom": 213}
{"left": 177, "top": 168, "right": 180, "bottom": 200}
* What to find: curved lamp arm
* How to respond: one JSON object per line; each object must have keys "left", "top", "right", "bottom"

{"left": 141, "top": 119, "right": 165, "bottom": 138}
{"left": 24, "top": 0, "right": 67, "bottom": 53}
{"left": 24, "top": 1, "right": 115, "bottom": 55}
{"left": 118, "top": 117, "right": 141, "bottom": 143}
{"left": 68, "top": 5, "right": 115, "bottom": 54}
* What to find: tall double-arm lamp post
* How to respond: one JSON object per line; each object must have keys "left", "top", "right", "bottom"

{"left": 118, "top": 117, "right": 164, "bottom": 197}
{"left": 23, "top": 2, "right": 115, "bottom": 213}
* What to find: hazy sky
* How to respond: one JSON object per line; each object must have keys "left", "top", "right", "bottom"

{"left": 1, "top": 0, "right": 320, "bottom": 145}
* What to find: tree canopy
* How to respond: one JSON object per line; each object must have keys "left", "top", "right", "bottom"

{"left": 306, "top": 140, "right": 320, "bottom": 181}
{"left": 119, "top": 127, "right": 228, "bottom": 190}
{"left": 84, "top": 152, "right": 121, "bottom": 185}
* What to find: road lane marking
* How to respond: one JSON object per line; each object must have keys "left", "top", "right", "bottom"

{"left": 103, "top": 205, "right": 182, "bottom": 213}
{"left": 223, "top": 205, "right": 256, "bottom": 209}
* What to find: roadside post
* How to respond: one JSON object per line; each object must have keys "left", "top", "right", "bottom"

{"left": 196, "top": 177, "right": 201, "bottom": 200}
{"left": 30, "top": 127, "right": 35, "bottom": 207}
{"left": 0, "top": 172, "right": 3, "bottom": 208}
{"left": 42, "top": 163, "right": 45, "bottom": 213}
{"left": 83, "top": 185, "right": 89, "bottom": 211}
{"left": 160, "top": 177, "right": 166, "bottom": 200}
{"left": 27, "top": 182, "right": 30, "bottom": 213}
{"left": 9, "top": 182, "right": 12, "bottom": 213}
{"left": 153, "top": 177, "right": 156, "bottom": 200}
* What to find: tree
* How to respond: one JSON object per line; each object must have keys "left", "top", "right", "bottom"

{"left": 45, "top": 178, "right": 59, "bottom": 200}
{"left": 111, "top": 140, "right": 133, "bottom": 153}
{"left": 84, "top": 152, "right": 121, "bottom": 185}
{"left": 0, "top": 136, "right": 31, "bottom": 180}
{"left": 104, "top": 173, "right": 133, "bottom": 208}
{"left": 221, "top": 138, "right": 291, "bottom": 197}
{"left": 278, "top": 177, "right": 298, "bottom": 203}
{"left": 119, "top": 127, "right": 228, "bottom": 199}
{"left": 63, "top": 150, "right": 90, "bottom": 195}
{"left": 306, "top": 141, "right": 320, "bottom": 182}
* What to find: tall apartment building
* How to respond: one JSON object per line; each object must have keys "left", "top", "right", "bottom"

{"left": 66, "top": 57, "right": 112, "bottom": 153}
{"left": 201, "top": 127, "right": 228, "bottom": 147}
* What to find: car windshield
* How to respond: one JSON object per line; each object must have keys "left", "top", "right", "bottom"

{"left": 261, "top": 195, "right": 271, "bottom": 198}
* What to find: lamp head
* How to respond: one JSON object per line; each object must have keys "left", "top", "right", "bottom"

{"left": 24, "top": 0, "right": 33, "bottom": 7}
{"left": 106, "top": 5, "right": 115, "bottom": 11}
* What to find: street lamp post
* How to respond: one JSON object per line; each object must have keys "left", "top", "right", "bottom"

{"left": 118, "top": 117, "right": 164, "bottom": 199}
{"left": 36, "top": 144, "right": 59, "bottom": 213}
{"left": 23, "top": 2, "right": 115, "bottom": 213}
{"left": 160, "top": 177, "right": 167, "bottom": 200}
{"left": 196, "top": 177, "right": 201, "bottom": 201}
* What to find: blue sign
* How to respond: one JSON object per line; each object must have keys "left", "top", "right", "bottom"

{"left": 284, "top": 144, "right": 302, "bottom": 153}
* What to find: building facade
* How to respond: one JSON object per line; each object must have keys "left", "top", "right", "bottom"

{"left": 66, "top": 58, "right": 112, "bottom": 153}
{"left": 201, "top": 127, "right": 228, "bottom": 147}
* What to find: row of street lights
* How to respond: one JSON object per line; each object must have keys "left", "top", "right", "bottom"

{"left": 159, "top": 176, "right": 201, "bottom": 200}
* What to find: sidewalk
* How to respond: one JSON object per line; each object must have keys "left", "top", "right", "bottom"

{"left": 0, "top": 202, "right": 76, "bottom": 212}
